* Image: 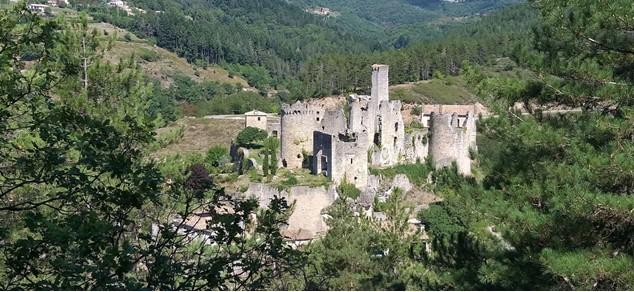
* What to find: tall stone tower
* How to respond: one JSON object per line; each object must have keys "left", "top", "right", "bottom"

{"left": 371, "top": 64, "right": 389, "bottom": 103}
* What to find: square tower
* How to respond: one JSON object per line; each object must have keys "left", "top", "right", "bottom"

{"left": 371, "top": 64, "right": 389, "bottom": 102}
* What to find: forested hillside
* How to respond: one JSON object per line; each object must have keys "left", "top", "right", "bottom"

{"left": 73, "top": 0, "right": 527, "bottom": 100}
{"left": 85, "top": 0, "right": 378, "bottom": 85}
{"left": 299, "top": 4, "right": 536, "bottom": 97}
{"left": 290, "top": 0, "right": 524, "bottom": 45}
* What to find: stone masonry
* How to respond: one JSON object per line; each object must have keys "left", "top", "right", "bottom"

{"left": 279, "top": 64, "right": 479, "bottom": 189}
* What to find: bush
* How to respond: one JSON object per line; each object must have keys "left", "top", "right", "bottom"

{"left": 278, "top": 173, "right": 299, "bottom": 190}
{"left": 370, "top": 163, "right": 432, "bottom": 186}
{"left": 236, "top": 127, "right": 268, "bottom": 148}
{"left": 206, "top": 146, "right": 229, "bottom": 168}
{"left": 338, "top": 179, "right": 361, "bottom": 200}
{"left": 138, "top": 48, "right": 160, "bottom": 62}
{"left": 184, "top": 164, "right": 214, "bottom": 198}
{"left": 411, "top": 105, "right": 422, "bottom": 116}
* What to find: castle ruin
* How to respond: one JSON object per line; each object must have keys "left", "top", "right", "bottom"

{"left": 279, "top": 64, "right": 478, "bottom": 189}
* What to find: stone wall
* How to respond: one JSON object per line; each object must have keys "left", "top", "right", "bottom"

{"left": 371, "top": 64, "right": 389, "bottom": 103}
{"left": 243, "top": 183, "right": 337, "bottom": 240}
{"left": 313, "top": 131, "right": 369, "bottom": 190}
{"left": 403, "top": 128, "right": 429, "bottom": 163}
{"left": 245, "top": 115, "right": 267, "bottom": 131}
{"left": 370, "top": 100, "right": 405, "bottom": 167}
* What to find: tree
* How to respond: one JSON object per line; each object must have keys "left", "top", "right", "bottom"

{"left": 0, "top": 6, "right": 300, "bottom": 289}
{"left": 236, "top": 127, "right": 268, "bottom": 148}
{"left": 263, "top": 137, "right": 280, "bottom": 176}
{"left": 206, "top": 145, "right": 229, "bottom": 168}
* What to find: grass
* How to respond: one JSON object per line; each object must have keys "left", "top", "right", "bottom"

{"left": 271, "top": 168, "right": 330, "bottom": 191}
{"left": 390, "top": 76, "right": 478, "bottom": 105}
{"left": 370, "top": 163, "right": 433, "bottom": 186}
{"left": 152, "top": 117, "right": 244, "bottom": 158}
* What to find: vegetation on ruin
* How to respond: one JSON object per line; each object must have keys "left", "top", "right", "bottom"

{"left": 338, "top": 179, "right": 361, "bottom": 200}
{"left": 370, "top": 162, "right": 433, "bottom": 187}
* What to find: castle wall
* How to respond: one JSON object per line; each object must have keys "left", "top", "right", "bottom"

{"left": 403, "top": 128, "right": 429, "bottom": 163}
{"left": 280, "top": 102, "right": 325, "bottom": 169}
{"left": 428, "top": 112, "right": 474, "bottom": 176}
{"left": 313, "top": 132, "right": 334, "bottom": 179}
{"left": 334, "top": 132, "right": 369, "bottom": 189}
{"left": 370, "top": 100, "right": 405, "bottom": 167}
{"left": 321, "top": 108, "right": 347, "bottom": 134}
{"left": 313, "top": 131, "right": 368, "bottom": 190}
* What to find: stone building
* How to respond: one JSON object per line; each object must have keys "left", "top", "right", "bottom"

{"left": 279, "top": 64, "right": 479, "bottom": 189}
{"left": 244, "top": 110, "right": 268, "bottom": 131}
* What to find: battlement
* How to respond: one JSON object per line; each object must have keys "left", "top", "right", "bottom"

{"left": 429, "top": 112, "right": 475, "bottom": 129}
{"left": 281, "top": 101, "right": 326, "bottom": 116}
{"left": 372, "top": 64, "right": 389, "bottom": 72}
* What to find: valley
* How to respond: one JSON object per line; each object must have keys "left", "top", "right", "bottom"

{"left": 1, "top": 0, "right": 633, "bottom": 290}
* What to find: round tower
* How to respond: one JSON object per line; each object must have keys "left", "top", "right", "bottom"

{"left": 280, "top": 102, "right": 325, "bottom": 169}
{"left": 429, "top": 112, "right": 472, "bottom": 175}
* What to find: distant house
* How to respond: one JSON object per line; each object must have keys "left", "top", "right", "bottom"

{"left": 244, "top": 110, "right": 268, "bottom": 132}
{"left": 46, "top": 0, "right": 69, "bottom": 7}
{"left": 27, "top": 4, "right": 49, "bottom": 13}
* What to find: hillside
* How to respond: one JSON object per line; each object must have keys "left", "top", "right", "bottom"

{"left": 90, "top": 22, "right": 249, "bottom": 88}
{"left": 290, "top": 0, "right": 525, "bottom": 44}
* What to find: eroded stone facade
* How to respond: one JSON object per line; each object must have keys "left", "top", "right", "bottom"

{"left": 279, "top": 64, "right": 479, "bottom": 188}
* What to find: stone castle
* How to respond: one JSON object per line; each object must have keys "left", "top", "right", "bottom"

{"left": 274, "top": 65, "right": 479, "bottom": 189}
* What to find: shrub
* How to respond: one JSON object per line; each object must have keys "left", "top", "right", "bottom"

{"left": 184, "top": 164, "right": 213, "bottom": 198}
{"left": 411, "top": 105, "right": 422, "bottom": 116}
{"left": 138, "top": 48, "right": 160, "bottom": 62}
{"left": 370, "top": 163, "right": 432, "bottom": 186}
{"left": 206, "top": 146, "right": 229, "bottom": 168}
{"left": 236, "top": 127, "right": 268, "bottom": 148}
{"left": 338, "top": 179, "right": 361, "bottom": 200}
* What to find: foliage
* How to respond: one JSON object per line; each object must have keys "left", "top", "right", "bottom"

{"left": 206, "top": 145, "right": 229, "bottom": 169}
{"left": 236, "top": 127, "right": 268, "bottom": 148}
{"left": 370, "top": 163, "right": 432, "bottom": 186}
{"left": 184, "top": 164, "right": 214, "bottom": 197}
{"left": 263, "top": 137, "right": 280, "bottom": 176}
{"left": 337, "top": 179, "right": 361, "bottom": 200}
{"left": 138, "top": 47, "right": 160, "bottom": 62}
{"left": 284, "top": 190, "right": 436, "bottom": 290}
{"left": 0, "top": 6, "right": 300, "bottom": 289}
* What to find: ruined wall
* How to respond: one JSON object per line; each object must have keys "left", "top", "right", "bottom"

{"left": 403, "top": 128, "right": 429, "bottom": 163}
{"left": 284, "top": 185, "right": 337, "bottom": 239}
{"left": 428, "top": 112, "right": 475, "bottom": 176}
{"left": 321, "top": 108, "right": 347, "bottom": 134}
{"left": 266, "top": 116, "right": 281, "bottom": 138}
{"left": 313, "top": 131, "right": 334, "bottom": 179}
{"left": 243, "top": 183, "right": 337, "bottom": 240}
{"left": 314, "top": 131, "right": 369, "bottom": 190}
{"left": 370, "top": 100, "right": 405, "bottom": 167}
{"left": 280, "top": 102, "right": 325, "bottom": 169}
{"left": 333, "top": 131, "right": 369, "bottom": 189}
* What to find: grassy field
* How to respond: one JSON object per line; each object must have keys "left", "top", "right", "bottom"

{"left": 152, "top": 117, "right": 244, "bottom": 158}
{"left": 389, "top": 76, "right": 478, "bottom": 105}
